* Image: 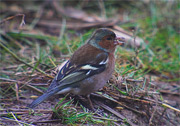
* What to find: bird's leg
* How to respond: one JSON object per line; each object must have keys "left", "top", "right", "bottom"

{"left": 87, "top": 94, "right": 94, "bottom": 110}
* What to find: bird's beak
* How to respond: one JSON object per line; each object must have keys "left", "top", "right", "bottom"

{"left": 114, "top": 37, "right": 125, "bottom": 46}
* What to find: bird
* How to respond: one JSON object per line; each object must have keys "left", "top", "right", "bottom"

{"left": 27, "top": 28, "right": 125, "bottom": 109}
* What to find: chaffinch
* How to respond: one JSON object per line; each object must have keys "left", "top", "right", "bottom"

{"left": 27, "top": 28, "right": 124, "bottom": 108}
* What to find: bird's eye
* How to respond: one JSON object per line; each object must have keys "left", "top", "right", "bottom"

{"left": 106, "top": 37, "right": 112, "bottom": 40}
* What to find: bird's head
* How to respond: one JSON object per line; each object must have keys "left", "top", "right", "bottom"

{"left": 88, "top": 28, "right": 125, "bottom": 52}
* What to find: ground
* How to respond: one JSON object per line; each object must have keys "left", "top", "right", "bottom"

{"left": 0, "top": 1, "right": 180, "bottom": 126}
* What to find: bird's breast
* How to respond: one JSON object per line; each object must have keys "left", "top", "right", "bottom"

{"left": 71, "top": 53, "right": 115, "bottom": 95}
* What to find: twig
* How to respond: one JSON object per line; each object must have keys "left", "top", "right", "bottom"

{"left": 119, "top": 93, "right": 180, "bottom": 113}
{"left": 52, "top": 0, "right": 96, "bottom": 23}
{"left": 148, "top": 97, "right": 158, "bottom": 126}
{"left": 28, "top": 83, "right": 49, "bottom": 86}
{"left": 0, "top": 82, "right": 15, "bottom": 85}
{"left": 0, "top": 112, "right": 29, "bottom": 116}
{"left": 93, "top": 115, "right": 118, "bottom": 122}
{"left": 38, "top": 19, "right": 119, "bottom": 30}
{"left": 126, "top": 79, "right": 143, "bottom": 82}
{"left": 0, "top": 14, "right": 25, "bottom": 29}
{"left": 1, "top": 117, "right": 34, "bottom": 126}
{"left": 0, "top": 109, "right": 52, "bottom": 116}
{"left": 0, "top": 77, "right": 46, "bottom": 94}
{"left": 32, "top": 119, "right": 62, "bottom": 124}
{"left": 0, "top": 77, "right": 48, "bottom": 86}
{"left": 11, "top": 112, "right": 23, "bottom": 126}
{"left": 0, "top": 77, "right": 20, "bottom": 82}
{"left": 15, "top": 83, "right": 19, "bottom": 101}
{"left": 0, "top": 109, "right": 52, "bottom": 112}
{"left": 96, "top": 101, "right": 137, "bottom": 126}
{"left": 159, "top": 90, "right": 180, "bottom": 96}
{"left": 26, "top": 84, "right": 44, "bottom": 94}
{"left": 94, "top": 92, "right": 147, "bottom": 116}
{"left": 0, "top": 70, "right": 14, "bottom": 75}
{"left": 2, "top": 61, "right": 36, "bottom": 70}
{"left": 48, "top": 56, "right": 56, "bottom": 67}
{"left": 0, "top": 42, "right": 53, "bottom": 79}
{"left": 143, "top": 98, "right": 180, "bottom": 113}
{"left": 116, "top": 95, "right": 153, "bottom": 105}
{"left": 162, "top": 103, "right": 180, "bottom": 113}
{"left": 0, "top": 77, "right": 45, "bottom": 96}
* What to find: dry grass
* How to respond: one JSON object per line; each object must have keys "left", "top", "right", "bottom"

{"left": 0, "top": 1, "right": 179, "bottom": 125}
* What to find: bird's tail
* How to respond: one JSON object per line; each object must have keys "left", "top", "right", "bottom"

{"left": 27, "top": 81, "right": 64, "bottom": 108}
{"left": 27, "top": 91, "right": 55, "bottom": 108}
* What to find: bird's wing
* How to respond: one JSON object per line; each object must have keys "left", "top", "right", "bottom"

{"left": 47, "top": 52, "right": 108, "bottom": 92}
{"left": 54, "top": 52, "right": 108, "bottom": 87}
